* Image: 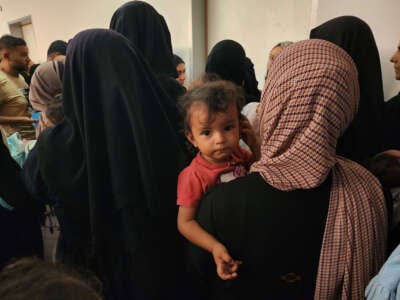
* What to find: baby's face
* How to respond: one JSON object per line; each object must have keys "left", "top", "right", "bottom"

{"left": 185, "top": 102, "right": 240, "bottom": 164}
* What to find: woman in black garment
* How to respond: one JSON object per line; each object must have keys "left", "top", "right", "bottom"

{"left": 110, "top": 1, "right": 191, "bottom": 161}
{"left": 187, "top": 39, "right": 387, "bottom": 300}
{"left": 110, "top": 1, "right": 185, "bottom": 103}
{"left": 310, "top": 15, "right": 385, "bottom": 165}
{"left": 206, "top": 39, "right": 261, "bottom": 103}
{"left": 37, "top": 29, "right": 187, "bottom": 300}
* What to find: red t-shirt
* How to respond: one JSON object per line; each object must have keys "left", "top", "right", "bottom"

{"left": 177, "top": 148, "right": 253, "bottom": 207}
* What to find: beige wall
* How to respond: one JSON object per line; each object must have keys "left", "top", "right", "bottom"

{"left": 315, "top": 0, "right": 400, "bottom": 99}
{"left": 0, "top": 0, "right": 399, "bottom": 97}
{"left": 207, "top": 0, "right": 314, "bottom": 90}
{"left": 0, "top": 0, "right": 192, "bottom": 74}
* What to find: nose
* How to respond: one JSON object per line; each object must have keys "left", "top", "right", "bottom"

{"left": 214, "top": 131, "right": 226, "bottom": 144}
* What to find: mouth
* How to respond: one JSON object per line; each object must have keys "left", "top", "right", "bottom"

{"left": 215, "top": 148, "right": 231, "bottom": 155}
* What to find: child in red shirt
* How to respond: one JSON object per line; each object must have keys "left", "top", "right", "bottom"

{"left": 177, "top": 80, "right": 260, "bottom": 280}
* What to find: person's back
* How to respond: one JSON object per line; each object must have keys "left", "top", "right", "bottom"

{"left": 188, "top": 172, "right": 330, "bottom": 299}
{"left": 37, "top": 29, "right": 188, "bottom": 300}
{"left": 188, "top": 39, "right": 387, "bottom": 299}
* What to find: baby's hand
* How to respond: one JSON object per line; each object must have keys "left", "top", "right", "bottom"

{"left": 212, "top": 243, "right": 242, "bottom": 280}
{"left": 240, "top": 115, "right": 260, "bottom": 160}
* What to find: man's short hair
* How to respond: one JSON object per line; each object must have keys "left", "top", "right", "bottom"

{"left": 0, "top": 35, "right": 26, "bottom": 51}
{"left": 47, "top": 40, "right": 67, "bottom": 57}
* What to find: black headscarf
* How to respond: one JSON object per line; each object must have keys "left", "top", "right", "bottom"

{"left": 206, "top": 40, "right": 260, "bottom": 103}
{"left": 109, "top": 0, "right": 177, "bottom": 79}
{"left": 310, "top": 15, "right": 384, "bottom": 163}
{"left": 109, "top": 0, "right": 189, "bottom": 160}
{"left": 38, "top": 29, "right": 186, "bottom": 299}
{"left": 206, "top": 39, "right": 246, "bottom": 86}
{"left": 243, "top": 57, "right": 261, "bottom": 102}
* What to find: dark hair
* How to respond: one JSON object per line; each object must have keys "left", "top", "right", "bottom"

{"left": 187, "top": 72, "right": 221, "bottom": 91}
{"left": 0, "top": 35, "right": 26, "bottom": 50}
{"left": 172, "top": 54, "right": 185, "bottom": 68}
{"left": 172, "top": 54, "right": 184, "bottom": 67}
{"left": 0, "top": 257, "right": 102, "bottom": 300}
{"left": 179, "top": 80, "right": 245, "bottom": 131}
{"left": 47, "top": 40, "right": 68, "bottom": 56}
{"left": 46, "top": 97, "right": 64, "bottom": 125}
{"left": 367, "top": 152, "right": 400, "bottom": 187}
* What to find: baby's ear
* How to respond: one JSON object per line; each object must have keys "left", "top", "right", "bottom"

{"left": 185, "top": 130, "right": 197, "bottom": 147}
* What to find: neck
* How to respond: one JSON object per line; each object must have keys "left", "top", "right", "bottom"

{"left": 0, "top": 63, "right": 18, "bottom": 77}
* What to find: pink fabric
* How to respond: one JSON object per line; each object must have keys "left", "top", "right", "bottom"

{"left": 29, "top": 60, "right": 63, "bottom": 112}
{"left": 177, "top": 148, "right": 253, "bottom": 207}
{"left": 251, "top": 39, "right": 387, "bottom": 299}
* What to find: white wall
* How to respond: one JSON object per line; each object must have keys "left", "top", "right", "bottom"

{"left": 0, "top": 0, "right": 194, "bottom": 80}
{"left": 207, "top": 0, "right": 313, "bottom": 90}
{"left": 207, "top": 0, "right": 400, "bottom": 99}
{"left": 1, "top": 0, "right": 399, "bottom": 97}
{"left": 315, "top": 0, "right": 400, "bottom": 99}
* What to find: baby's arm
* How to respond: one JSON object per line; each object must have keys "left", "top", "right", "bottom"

{"left": 178, "top": 206, "right": 241, "bottom": 280}
{"left": 240, "top": 115, "right": 260, "bottom": 160}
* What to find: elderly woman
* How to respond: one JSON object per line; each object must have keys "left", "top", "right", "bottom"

{"left": 187, "top": 39, "right": 387, "bottom": 299}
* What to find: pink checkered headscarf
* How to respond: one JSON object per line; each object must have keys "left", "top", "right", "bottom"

{"left": 251, "top": 39, "right": 387, "bottom": 299}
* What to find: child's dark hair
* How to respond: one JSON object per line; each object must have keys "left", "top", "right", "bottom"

{"left": 188, "top": 72, "right": 221, "bottom": 91}
{"left": 46, "top": 96, "right": 64, "bottom": 125}
{"left": 0, "top": 257, "right": 102, "bottom": 300}
{"left": 178, "top": 80, "right": 245, "bottom": 132}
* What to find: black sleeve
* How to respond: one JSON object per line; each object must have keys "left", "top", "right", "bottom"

{"left": 22, "top": 145, "right": 53, "bottom": 206}
{"left": 0, "top": 142, "right": 41, "bottom": 213}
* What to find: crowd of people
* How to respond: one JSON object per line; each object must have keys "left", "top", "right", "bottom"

{"left": 0, "top": 1, "right": 400, "bottom": 299}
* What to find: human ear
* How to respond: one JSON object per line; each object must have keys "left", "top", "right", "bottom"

{"left": 185, "top": 130, "right": 197, "bottom": 148}
{"left": 2, "top": 50, "right": 10, "bottom": 60}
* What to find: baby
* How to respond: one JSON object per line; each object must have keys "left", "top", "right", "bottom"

{"left": 177, "top": 80, "right": 259, "bottom": 280}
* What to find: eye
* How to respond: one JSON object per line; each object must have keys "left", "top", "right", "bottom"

{"left": 201, "top": 130, "right": 211, "bottom": 136}
{"left": 224, "top": 125, "right": 234, "bottom": 131}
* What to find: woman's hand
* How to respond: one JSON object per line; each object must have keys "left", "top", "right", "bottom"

{"left": 240, "top": 115, "right": 260, "bottom": 160}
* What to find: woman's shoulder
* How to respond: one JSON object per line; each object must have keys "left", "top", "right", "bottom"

{"left": 202, "top": 172, "right": 266, "bottom": 201}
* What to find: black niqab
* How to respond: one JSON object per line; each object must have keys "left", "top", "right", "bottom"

{"left": 206, "top": 39, "right": 247, "bottom": 86}
{"left": 109, "top": 0, "right": 177, "bottom": 79}
{"left": 38, "top": 29, "right": 186, "bottom": 299}
{"left": 110, "top": 1, "right": 189, "bottom": 160}
{"left": 206, "top": 40, "right": 261, "bottom": 103}
{"left": 310, "top": 15, "right": 384, "bottom": 163}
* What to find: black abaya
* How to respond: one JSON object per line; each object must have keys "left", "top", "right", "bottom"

{"left": 38, "top": 29, "right": 187, "bottom": 299}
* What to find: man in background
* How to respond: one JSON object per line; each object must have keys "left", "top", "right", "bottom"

{"left": 0, "top": 35, "right": 34, "bottom": 140}
{"left": 47, "top": 40, "right": 67, "bottom": 62}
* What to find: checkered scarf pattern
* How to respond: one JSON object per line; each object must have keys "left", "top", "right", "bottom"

{"left": 251, "top": 39, "right": 387, "bottom": 299}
